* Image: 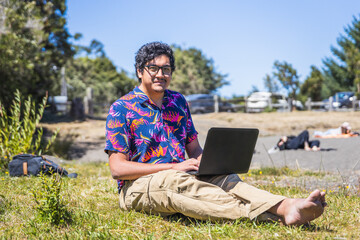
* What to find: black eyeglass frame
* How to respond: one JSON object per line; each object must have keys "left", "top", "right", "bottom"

{"left": 144, "top": 65, "right": 172, "bottom": 76}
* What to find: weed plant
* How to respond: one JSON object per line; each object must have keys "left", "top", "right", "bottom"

{"left": 0, "top": 163, "right": 359, "bottom": 239}
{"left": 32, "top": 172, "right": 72, "bottom": 226}
{"left": 0, "top": 90, "right": 58, "bottom": 170}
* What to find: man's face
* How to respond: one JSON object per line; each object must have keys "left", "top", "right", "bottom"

{"left": 137, "top": 54, "right": 172, "bottom": 95}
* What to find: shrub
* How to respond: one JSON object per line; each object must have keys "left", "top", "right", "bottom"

{"left": 0, "top": 90, "right": 58, "bottom": 170}
{"left": 32, "top": 172, "right": 72, "bottom": 226}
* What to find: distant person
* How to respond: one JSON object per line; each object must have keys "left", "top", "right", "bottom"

{"left": 105, "top": 41, "right": 326, "bottom": 226}
{"left": 313, "top": 122, "right": 359, "bottom": 138}
{"left": 270, "top": 130, "right": 320, "bottom": 153}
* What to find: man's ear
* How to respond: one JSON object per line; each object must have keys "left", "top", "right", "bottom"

{"left": 137, "top": 68, "right": 143, "bottom": 79}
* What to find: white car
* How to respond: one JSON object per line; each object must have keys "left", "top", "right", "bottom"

{"left": 246, "top": 92, "right": 272, "bottom": 112}
{"left": 246, "top": 92, "right": 303, "bottom": 112}
{"left": 246, "top": 92, "right": 288, "bottom": 112}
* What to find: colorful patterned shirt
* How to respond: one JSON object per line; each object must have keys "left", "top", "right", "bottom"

{"left": 105, "top": 86, "right": 198, "bottom": 192}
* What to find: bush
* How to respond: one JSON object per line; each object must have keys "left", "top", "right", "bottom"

{"left": 0, "top": 90, "right": 58, "bottom": 170}
{"left": 32, "top": 172, "right": 72, "bottom": 226}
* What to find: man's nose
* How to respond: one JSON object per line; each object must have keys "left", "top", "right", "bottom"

{"left": 156, "top": 68, "right": 165, "bottom": 77}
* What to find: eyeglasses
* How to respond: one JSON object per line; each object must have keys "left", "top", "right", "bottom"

{"left": 144, "top": 65, "right": 172, "bottom": 76}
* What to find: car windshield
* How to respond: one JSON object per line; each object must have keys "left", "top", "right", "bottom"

{"left": 185, "top": 94, "right": 213, "bottom": 101}
{"left": 250, "top": 92, "right": 271, "bottom": 98}
{"left": 335, "top": 92, "right": 353, "bottom": 100}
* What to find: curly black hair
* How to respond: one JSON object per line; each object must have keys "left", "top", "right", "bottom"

{"left": 135, "top": 42, "right": 175, "bottom": 82}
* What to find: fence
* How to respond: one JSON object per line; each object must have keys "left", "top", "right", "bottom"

{"left": 305, "top": 96, "right": 359, "bottom": 111}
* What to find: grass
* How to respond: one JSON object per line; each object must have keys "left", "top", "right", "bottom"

{"left": 0, "top": 163, "right": 360, "bottom": 239}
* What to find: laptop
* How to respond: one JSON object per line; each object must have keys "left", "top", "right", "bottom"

{"left": 188, "top": 127, "right": 259, "bottom": 176}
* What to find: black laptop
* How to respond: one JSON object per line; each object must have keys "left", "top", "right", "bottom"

{"left": 188, "top": 127, "right": 259, "bottom": 176}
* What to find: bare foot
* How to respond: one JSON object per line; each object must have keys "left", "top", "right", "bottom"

{"left": 270, "top": 190, "right": 327, "bottom": 226}
{"left": 304, "top": 146, "right": 312, "bottom": 151}
{"left": 304, "top": 142, "right": 311, "bottom": 151}
{"left": 312, "top": 146, "right": 321, "bottom": 151}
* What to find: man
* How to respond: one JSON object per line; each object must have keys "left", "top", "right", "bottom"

{"left": 277, "top": 130, "right": 320, "bottom": 151}
{"left": 105, "top": 41, "right": 326, "bottom": 225}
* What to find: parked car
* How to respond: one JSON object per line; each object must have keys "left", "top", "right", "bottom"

{"left": 246, "top": 92, "right": 304, "bottom": 112}
{"left": 292, "top": 99, "right": 304, "bottom": 110}
{"left": 246, "top": 92, "right": 289, "bottom": 112}
{"left": 185, "top": 94, "right": 235, "bottom": 114}
{"left": 323, "top": 92, "right": 355, "bottom": 109}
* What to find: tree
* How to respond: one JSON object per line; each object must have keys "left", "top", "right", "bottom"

{"left": 272, "top": 60, "right": 300, "bottom": 99}
{"left": 0, "top": 0, "right": 74, "bottom": 106}
{"left": 300, "top": 66, "right": 325, "bottom": 101}
{"left": 322, "top": 15, "right": 360, "bottom": 96}
{"left": 263, "top": 73, "right": 279, "bottom": 93}
{"left": 65, "top": 41, "right": 136, "bottom": 113}
{"left": 344, "top": 42, "right": 360, "bottom": 94}
{"left": 171, "top": 45, "right": 229, "bottom": 95}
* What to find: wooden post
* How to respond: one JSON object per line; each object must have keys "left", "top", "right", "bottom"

{"left": 214, "top": 95, "right": 219, "bottom": 113}
{"left": 288, "top": 98, "right": 292, "bottom": 112}
{"left": 329, "top": 96, "right": 333, "bottom": 112}
{"left": 335, "top": 94, "right": 339, "bottom": 109}
{"left": 268, "top": 98, "right": 272, "bottom": 110}
{"left": 84, "top": 87, "right": 93, "bottom": 116}
{"left": 60, "top": 66, "right": 67, "bottom": 97}
{"left": 244, "top": 96, "right": 248, "bottom": 113}
{"left": 353, "top": 95, "right": 357, "bottom": 111}
{"left": 306, "top": 97, "right": 311, "bottom": 111}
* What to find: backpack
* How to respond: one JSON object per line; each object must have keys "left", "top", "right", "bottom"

{"left": 8, "top": 154, "right": 77, "bottom": 178}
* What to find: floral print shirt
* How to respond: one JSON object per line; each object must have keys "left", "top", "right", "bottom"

{"left": 105, "top": 86, "right": 198, "bottom": 192}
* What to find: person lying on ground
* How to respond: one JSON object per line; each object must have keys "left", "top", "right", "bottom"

{"left": 313, "top": 122, "right": 359, "bottom": 138}
{"left": 276, "top": 130, "right": 320, "bottom": 151}
{"left": 105, "top": 42, "right": 327, "bottom": 226}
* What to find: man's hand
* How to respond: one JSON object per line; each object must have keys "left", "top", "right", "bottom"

{"left": 171, "top": 158, "right": 200, "bottom": 172}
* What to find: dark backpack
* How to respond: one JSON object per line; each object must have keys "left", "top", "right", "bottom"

{"left": 8, "top": 154, "right": 77, "bottom": 178}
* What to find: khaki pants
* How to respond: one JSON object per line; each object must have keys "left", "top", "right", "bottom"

{"left": 119, "top": 169, "right": 286, "bottom": 221}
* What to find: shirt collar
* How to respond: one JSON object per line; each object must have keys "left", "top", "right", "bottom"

{"left": 133, "top": 86, "right": 149, "bottom": 104}
{"left": 133, "top": 86, "right": 171, "bottom": 107}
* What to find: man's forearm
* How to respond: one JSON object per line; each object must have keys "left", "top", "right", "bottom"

{"left": 109, "top": 157, "right": 174, "bottom": 180}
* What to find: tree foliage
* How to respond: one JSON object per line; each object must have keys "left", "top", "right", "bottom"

{"left": 0, "top": 0, "right": 74, "bottom": 106}
{"left": 263, "top": 73, "right": 279, "bottom": 93}
{"left": 322, "top": 15, "right": 360, "bottom": 95}
{"left": 272, "top": 60, "right": 300, "bottom": 99}
{"left": 0, "top": 1, "right": 137, "bottom": 113}
{"left": 171, "top": 45, "right": 229, "bottom": 95}
{"left": 300, "top": 66, "right": 325, "bottom": 101}
{"left": 65, "top": 41, "right": 136, "bottom": 112}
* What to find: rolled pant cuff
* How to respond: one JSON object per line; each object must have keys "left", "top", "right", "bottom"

{"left": 249, "top": 196, "right": 287, "bottom": 220}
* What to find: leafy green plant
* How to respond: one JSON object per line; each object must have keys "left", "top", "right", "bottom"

{"left": 0, "top": 90, "right": 58, "bottom": 169}
{"left": 32, "top": 172, "right": 72, "bottom": 226}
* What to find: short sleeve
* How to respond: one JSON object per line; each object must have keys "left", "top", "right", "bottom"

{"left": 104, "top": 101, "right": 131, "bottom": 154}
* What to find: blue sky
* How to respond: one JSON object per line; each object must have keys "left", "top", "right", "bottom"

{"left": 66, "top": 0, "right": 360, "bottom": 97}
